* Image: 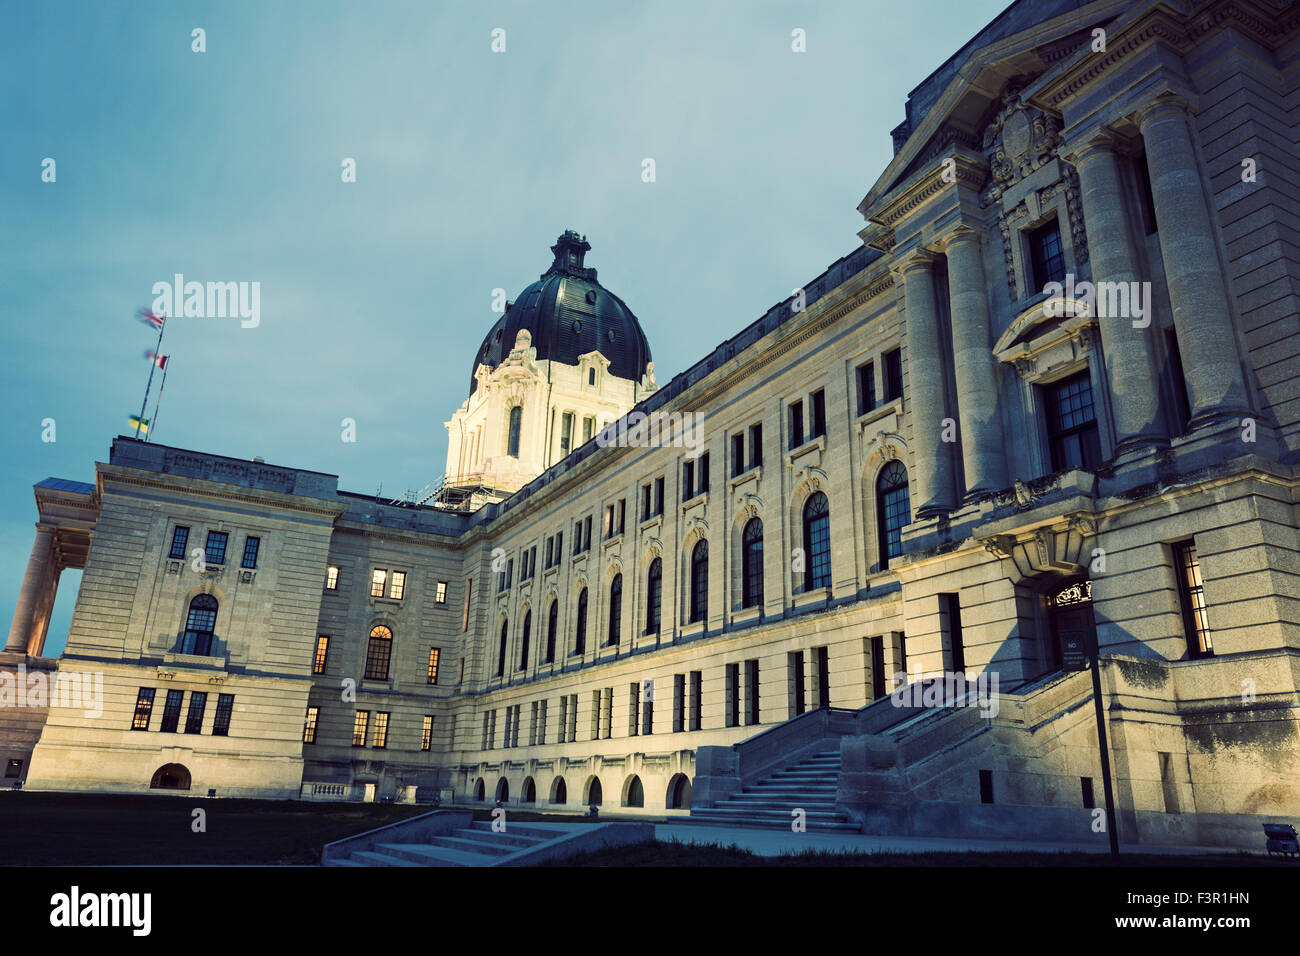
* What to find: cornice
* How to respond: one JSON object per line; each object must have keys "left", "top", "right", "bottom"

{"left": 98, "top": 467, "right": 347, "bottom": 520}
{"left": 866, "top": 153, "right": 988, "bottom": 231}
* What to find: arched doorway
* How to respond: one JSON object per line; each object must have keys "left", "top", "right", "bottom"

{"left": 1046, "top": 577, "right": 1095, "bottom": 672}
{"left": 474, "top": 777, "right": 486, "bottom": 801}
{"left": 550, "top": 777, "right": 567, "bottom": 805}
{"left": 585, "top": 776, "right": 603, "bottom": 807}
{"left": 522, "top": 777, "right": 536, "bottom": 804}
{"left": 622, "top": 774, "right": 644, "bottom": 808}
{"left": 150, "top": 763, "right": 191, "bottom": 790}
{"left": 495, "top": 778, "right": 510, "bottom": 803}
{"left": 666, "top": 773, "right": 692, "bottom": 810}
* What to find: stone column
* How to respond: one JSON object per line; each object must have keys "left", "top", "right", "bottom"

{"left": 1066, "top": 132, "right": 1168, "bottom": 454}
{"left": 899, "top": 250, "right": 955, "bottom": 517}
{"left": 943, "top": 226, "right": 1008, "bottom": 498}
{"left": 6, "top": 524, "right": 56, "bottom": 654}
{"left": 1137, "top": 96, "right": 1251, "bottom": 424}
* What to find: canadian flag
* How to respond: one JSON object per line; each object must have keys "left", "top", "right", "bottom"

{"left": 144, "top": 350, "right": 169, "bottom": 370}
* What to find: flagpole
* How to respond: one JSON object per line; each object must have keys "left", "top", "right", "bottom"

{"left": 148, "top": 361, "right": 169, "bottom": 443}
{"left": 135, "top": 315, "right": 165, "bottom": 439}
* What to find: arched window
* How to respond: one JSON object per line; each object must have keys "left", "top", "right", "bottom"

{"left": 742, "top": 518, "right": 764, "bottom": 609}
{"left": 877, "top": 462, "right": 911, "bottom": 569}
{"left": 364, "top": 625, "right": 393, "bottom": 680}
{"left": 495, "top": 778, "right": 509, "bottom": 803}
{"left": 803, "top": 492, "right": 831, "bottom": 591}
{"left": 507, "top": 405, "right": 522, "bottom": 457}
{"left": 574, "top": 588, "right": 588, "bottom": 655}
{"left": 518, "top": 610, "right": 531, "bottom": 671}
{"left": 545, "top": 601, "right": 558, "bottom": 663}
{"left": 181, "top": 594, "right": 218, "bottom": 656}
{"left": 496, "top": 618, "right": 508, "bottom": 677}
{"left": 645, "top": 558, "right": 662, "bottom": 634}
{"left": 551, "top": 777, "right": 568, "bottom": 804}
{"left": 607, "top": 574, "right": 623, "bottom": 646}
{"left": 150, "top": 763, "right": 191, "bottom": 790}
{"left": 623, "top": 774, "right": 645, "bottom": 808}
{"left": 689, "top": 540, "right": 708, "bottom": 623}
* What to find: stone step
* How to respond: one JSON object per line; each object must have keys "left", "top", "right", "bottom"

{"left": 747, "top": 784, "right": 837, "bottom": 794}
{"left": 683, "top": 813, "right": 861, "bottom": 833}
{"left": 692, "top": 806, "right": 852, "bottom": 823}
{"left": 723, "top": 796, "right": 837, "bottom": 809}
{"left": 348, "top": 849, "right": 424, "bottom": 867}
{"left": 373, "top": 842, "right": 499, "bottom": 866}
{"left": 466, "top": 821, "right": 558, "bottom": 842}
{"left": 425, "top": 834, "right": 517, "bottom": 856}
{"left": 456, "top": 826, "right": 551, "bottom": 848}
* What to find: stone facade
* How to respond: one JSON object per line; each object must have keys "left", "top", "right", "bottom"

{"left": 3, "top": 0, "right": 1298, "bottom": 848}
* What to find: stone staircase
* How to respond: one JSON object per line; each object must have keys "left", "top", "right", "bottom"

{"left": 327, "top": 820, "right": 574, "bottom": 866}
{"left": 686, "top": 750, "right": 861, "bottom": 832}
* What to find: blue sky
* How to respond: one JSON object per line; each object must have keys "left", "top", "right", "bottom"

{"left": 0, "top": 0, "right": 1009, "bottom": 654}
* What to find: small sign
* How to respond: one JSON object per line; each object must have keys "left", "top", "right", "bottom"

{"left": 1061, "top": 629, "right": 1089, "bottom": 671}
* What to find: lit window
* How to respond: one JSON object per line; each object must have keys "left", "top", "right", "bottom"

{"left": 352, "top": 710, "right": 369, "bottom": 747}
{"left": 427, "top": 647, "right": 440, "bottom": 685}
{"left": 1174, "top": 541, "right": 1213, "bottom": 659}
{"left": 435, "top": 580, "right": 447, "bottom": 604}
{"left": 325, "top": 565, "right": 339, "bottom": 590}
{"left": 365, "top": 625, "right": 393, "bottom": 680}
{"left": 372, "top": 712, "right": 389, "bottom": 749}
{"left": 388, "top": 570, "right": 406, "bottom": 600}
{"left": 312, "top": 635, "right": 330, "bottom": 675}
{"left": 370, "top": 569, "right": 387, "bottom": 598}
{"left": 303, "top": 706, "right": 319, "bottom": 744}
{"left": 131, "top": 688, "right": 155, "bottom": 731}
{"left": 421, "top": 715, "right": 433, "bottom": 751}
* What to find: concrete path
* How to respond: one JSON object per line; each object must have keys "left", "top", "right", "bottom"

{"left": 653, "top": 823, "right": 1261, "bottom": 858}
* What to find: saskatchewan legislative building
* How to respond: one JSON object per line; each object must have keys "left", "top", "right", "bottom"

{"left": 3, "top": 0, "right": 1297, "bottom": 849}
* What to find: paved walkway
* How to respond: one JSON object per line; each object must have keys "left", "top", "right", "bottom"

{"left": 654, "top": 823, "right": 1260, "bottom": 858}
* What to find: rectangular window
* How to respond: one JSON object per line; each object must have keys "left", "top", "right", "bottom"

{"left": 583, "top": 516, "right": 592, "bottom": 552}
{"left": 241, "top": 536, "right": 260, "bottom": 569}
{"left": 1028, "top": 217, "right": 1067, "bottom": 290}
{"left": 160, "top": 690, "right": 184, "bottom": 733}
{"left": 810, "top": 389, "right": 826, "bottom": 440}
{"left": 435, "top": 580, "right": 447, "bottom": 604}
{"left": 725, "top": 663, "right": 740, "bottom": 728}
{"left": 979, "top": 769, "right": 995, "bottom": 804}
{"left": 561, "top": 412, "right": 574, "bottom": 456}
{"left": 545, "top": 537, "right": 554, "bottom": 569}
{"left": 788, "top": 651, "right": 806, "bottom": 718}
{"left": 303, "top": 706, "right": 319, "bottom": 744}
{"left": 184, "top": 691, "right": 207, "bottom": 734}
{"left": 325, "top": 565, "right": 339, "bottom": 590}
{"left": 814, "top": 645, "right": 830, "bottom": 709}
{"left": 683, "top": 460, "right": 696, "bottom": 501}
{"left": 352, "top": 710, "right": 370, "bottom": 747}
{"left": 537, "top": 700, "right": 547, "bottom": 745}
{"left": 617, "top": 499, "right": 625, "bottom": 534}
{"left": 629, "top": 683, "right": 640, "bottom": 737}
{"left": 4, "top": 759, "right": 19, "bottom": 779}
{"left": 552, "top": 536, "right": 560, "bottom": 566}
{"left": 749, "top": 424, "right": 763, "bottom": 468}
{"left": 655, "top": 477, "right": 664, "bottom": 516}
{"left": 673, "top": 674, "right": 685, "bottom": 733}
{"left": 1173, "top": 541, "right": 1213, "bottom": 658}
{"left": 427, "top": 647, "right": 441, "bottom": 685}
{"left": 642, "top": 691, "right": 654, "bottom": 736}
{"left": 421, "top": 715, "right": 434, "bottom": 751}
{"left": 131, "top": 688, "right": 155, "bottom": 730}
{"left": 204, "top": 531, "right": 228, "bottom": 566}
{"left": 604, "top": 504, "right": 615, "bottom": 539}
{"left": 698, "top": 452, "right": 710, "bottom": 493}
{"left": 1081, "top": 776, "right": 1096, "bottom": 809}
{"left": 591, "top": 691, "right": 601, "bottom": 739}
{"left": 941, "top": 593, "right": 965, "bottom": 673}
{"left": 745, "top": 659, "right": 760, "bottom": 726}
{"left": 169, "top": 526, "right": 189, "bottom": 560}
{"left": 389, "top": 570, "right": 406, "bottom": 600}
{"left": 731, "top": 433, "right": 744, "bottom": 477}
{"left": 690, "top": 671, "right": 702, "bottom": 730}
{"left": 372, "top": 712, "right": 389, "bottom": 749}
{"left": 582, "top": 416, "right": 594, "bottom": 443}
{"left": 883, "top": 349, "right": 903, "bottom": 403}
{"left": 462, "top": 578, "right": 472, "bottom": 631}
{"left": 1045, "top": 371, "right": 1102, "bottom": 472}
{"left": 371, "top": 569, "right": 387, "bottom": 597}
{"left": 870, "top": 635, "right": 886, "bottom": 700}
{"left": 856, "top": 362, "right": 877, "bottom": 416}
{"left": 788, "top": 400, "right": 804, "bottom": 449}
{"left": 642, "top": 483, "right": 652, "bottom": 521}
{"left": 212, "top": 693, "right": 234, "bottom": 736}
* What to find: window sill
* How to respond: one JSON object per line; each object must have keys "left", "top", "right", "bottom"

{"left": 731, "top": 604, "right": 762, "bottom": 626}
{"left": 680, "top": 491, "right": 708, "bottom": 512}
{"left": 855, "top": 399, "right": 902, "bottom": 430}
{"left": 639, "top": 515, "right": 663, "bottom": 535}
{"left": 793, "top": 587, "right": 831, "bottom": 611}
{"left": 786, "top": 435, "right": 826, "bottom": 467}
{"left": 679, "top": 620, "right": 705, "bottom": 640}
{"left": 729, "top": 467, "right": 761, "bottom": 491}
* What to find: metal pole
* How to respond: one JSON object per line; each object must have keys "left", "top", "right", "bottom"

{"left": 136, "top": 316, "right": 165, "bottom": 439}
{"left": 148, "top": 361, "right": 169, "bottom": 442}
{"left": 1090, "top": 650, "right": 1120, "bottom": 859}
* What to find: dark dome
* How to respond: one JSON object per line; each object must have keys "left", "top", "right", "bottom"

{"left": 469, "top": 231, "right": 653, "bottom": 395}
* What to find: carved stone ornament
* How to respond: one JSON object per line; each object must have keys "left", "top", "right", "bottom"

{"left": 981, "top": 82, "right": 1062, "bottom": 205}
{"left": 984, "top": 534, "right": 1017, "bottom": 559}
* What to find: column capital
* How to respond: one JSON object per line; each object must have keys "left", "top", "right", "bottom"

{"left": 1134, "top": 93, "right": 1194, "bottom": 130}
{"left": 935, "top": 224, "right": 983, "bottom": 253}
{"left": 892, "top": 247, "right": 939, "bottom": 277}
{"left": 1061, "top": 129, "right": 1125, "bottom": 168}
